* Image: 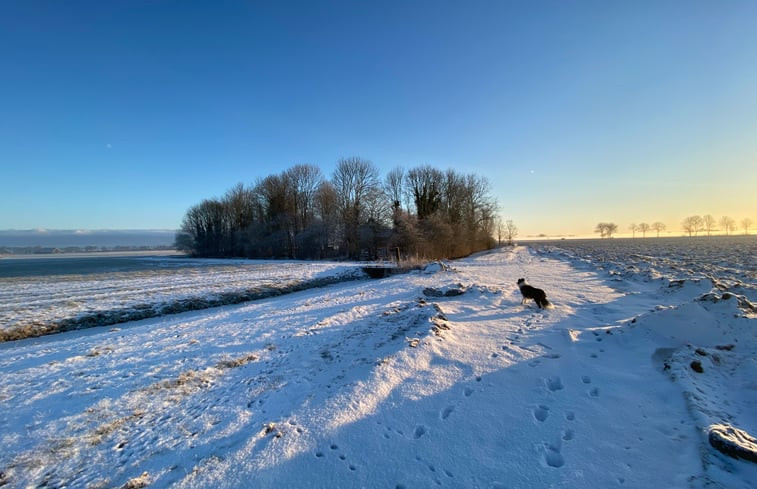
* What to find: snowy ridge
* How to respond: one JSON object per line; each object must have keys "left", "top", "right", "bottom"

{"left": 0, "top": 246, "right": 755, "bottom": 488}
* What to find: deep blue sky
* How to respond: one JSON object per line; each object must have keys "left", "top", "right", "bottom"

{"left": 2, "top": 0, "right": 756, "bottom": 237}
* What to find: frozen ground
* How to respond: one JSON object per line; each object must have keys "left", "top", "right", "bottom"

{"left": 0, "top": 259, "right": 363, "bottom": 341}
{"left": 535, "top": 236, "right": 756, "bottom": 303}
{"left": 0, "top": 246, "right": 755, "bottom": 488}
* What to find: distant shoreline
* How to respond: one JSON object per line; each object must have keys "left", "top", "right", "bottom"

{"left": 0, "top": 249, "right": 185, "bottom": 260}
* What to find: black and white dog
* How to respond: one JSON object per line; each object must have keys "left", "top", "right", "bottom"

{"left": 517, "top": 278, "right": 551, "bottom": 309}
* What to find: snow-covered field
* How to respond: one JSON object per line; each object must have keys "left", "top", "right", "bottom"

{"left": 535, "top": 236, "right": 756, "bottom": 302}
{"left": 0, "top": 257, "right": 363, "bottom": 341}
{"left": 0, "top": 245, "right": 755, "bottom": 488}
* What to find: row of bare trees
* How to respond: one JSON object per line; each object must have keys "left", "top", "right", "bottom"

{"left": 681, "top": 215, "right": 752, "bottom": 236}
{"left": 176, "top": 158, "right": 498, "bottom": 260}
{"left": 596, "top": 215, "right": 752, "bottom": 239}
{"left": 628, "top": 222, "right": 667, "bottom": 237}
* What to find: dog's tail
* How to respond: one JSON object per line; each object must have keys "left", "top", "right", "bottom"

{"left": 537, "top": 298, "right": 552, "bottom": 309}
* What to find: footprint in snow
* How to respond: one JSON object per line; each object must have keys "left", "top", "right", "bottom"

{"left": 441, "top": 405, "right": 455, "bottom": 420}
{"left": 589, "top": 387, "right": 600, "bottom": 398}
{"left": 546, "top": 376, "right": 563, "bottom": 392}
{"left": 543, "top": 441, "right": 565, "bottom": 468}
{"left": 533, "top": 405, "right": 550, "bottom": 422}
{"left": 544, "top": 449, "right": 565, "bottom": 468}
{"left": 414, "top": 425, "right": 427, "bottom": 439}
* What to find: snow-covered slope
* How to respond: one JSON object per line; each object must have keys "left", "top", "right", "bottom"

{"left": 0, "top": 246, "right": 754, "bottom": 488}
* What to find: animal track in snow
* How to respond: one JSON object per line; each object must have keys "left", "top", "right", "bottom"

{"left": 546, "top": 376, "right": 563, "bottom": 391}
{"left": 440, "top": 405, "right": 455, "bottom": 420}
{"left": 543, "top": 441, "right": 565, "bottom": 468}
{"left": 581, "top": 375, "right": 591, "bottom": 384}
{"left": 589, "top": 387, "right": 600, "bottom": 398}
{"left": 464, "top": 387, "right": 474, "bottom": 397}
{"left": 414, "top": 425, "right": 427, "bottom": 439}
{"left": 533, "top": 405, "right": 550, "bottom": 422}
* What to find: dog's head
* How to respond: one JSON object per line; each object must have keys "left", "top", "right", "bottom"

{"left": 517, "top": 278, "right": 526, "bottom": 286}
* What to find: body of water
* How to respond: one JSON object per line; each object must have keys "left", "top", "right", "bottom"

{"left": 0, "top": 253, "right": 259, "bottom": 278}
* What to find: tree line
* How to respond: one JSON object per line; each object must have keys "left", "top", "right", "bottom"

{"left": 176, "top": 158, "right": 499, "bottom": 260}
{"left": 595, "top": 214, "right": 753, "bottom": 238}
{"left": 627, "top": 222, "right": 667, "bottom": 238}
{"left": 681, "top": 215, "right": 752, "bottom": 236}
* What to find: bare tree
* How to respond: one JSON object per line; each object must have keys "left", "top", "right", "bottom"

{"left": 383, "top": 167, "right": 407, "bottom": 248}
{"left": 314, "top": 181, "right": 340, "bottom": 256}
{"left": 682, "top": 215, "right": 704, "bottom": 236}
{"left": 651, "top": 221, "right": 666, "bottom": 237}
{"left": 222, "top": 183, "right": 256, "bottom": 256}
{"left": 741, "top": 218, "right": 753, "bottom": 235}
{"left": 638, "top": 222, "right": 650, "bottom": 237}
{"left": 595, "top": 222, "right": 618, "bottom": 238}
{"left": 504, "top": 220, "right": 518, "bottom": 245}
{"left": 406, "top": 165, "right": 444, "bottom": 221}
{"left": 495, "top": 217, "right": 504, "bottom": 246}
{"left": 629, "top": 223, "right": 639, "bottom": 238}
{"left": 254, "top": 174, "right": 295, "bottom": 257}
{"left": 286, "top": 164, "right": 323, "bottom": 234}
{"left": 720, "top": 216, "right": 736, "bottom": 235}
{"left": 332, "top": 157, "right": 381, "bottom": 258}
{"left": 441, "top": 169, "right": 465, "bottom": 225}
{"left": 361, "top": 185, "right": 391, "bottom": 258}
{"left": 383, "top": 167, "right": 405, "bottom": 213}
{"left": 702, "top": 214, "right": 717, "bottom": 236}
{"left": 461, "top": 173, "right": 498, "bottom": 253}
